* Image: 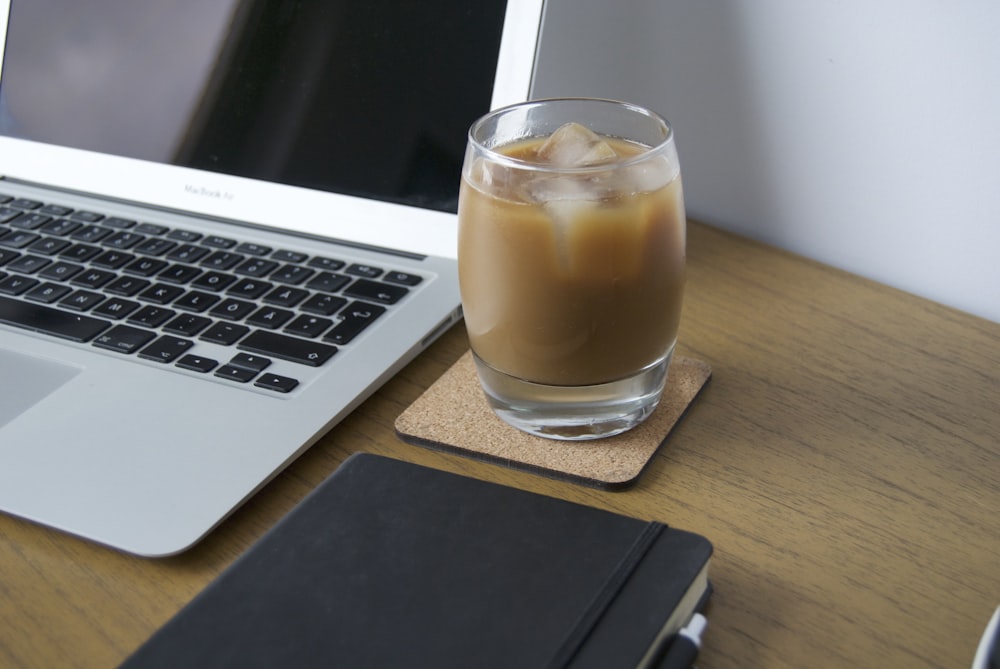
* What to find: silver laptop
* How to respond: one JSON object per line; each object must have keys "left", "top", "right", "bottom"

{"left": 0, "top": 0, "right": 545, "bottom": 556}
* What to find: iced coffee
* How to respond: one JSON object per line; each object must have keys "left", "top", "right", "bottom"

{"left": 458, "top": 99, "right": 686, "bottom": 440}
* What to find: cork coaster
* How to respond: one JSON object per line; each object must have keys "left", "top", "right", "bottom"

{"left": 395, "top": 352, "right": 712, "bottom": 490}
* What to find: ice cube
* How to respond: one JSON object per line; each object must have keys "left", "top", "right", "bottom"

{"left": 538, "top": 122, "right": 619, "bottom": 167}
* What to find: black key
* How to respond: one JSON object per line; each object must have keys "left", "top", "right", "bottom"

{"left": 137, "top": 283, "right": 185, "bottom": 304}
{"left": 299, "top": 293, "right": 346, "bottom": 316}
{"left": 24, "top": 282, "right": 71, "bottom": 304}
{"left": 235, "top": 242, "right": 271, "bottom": 256}
{"left": 8, "top": 198, "right": 42, "bottom": 210}
{"left": 173, "top": 290, "right": 221, "bottom": 312}
{"left": 92, "top": 297, "right": 140, "bottom": 320}
{"left": 71, "top": 268, "right": 116, "bottom": 289}
{"left": 103, "top": 231, "right": 145, "bottom": 249}
{"left": 70, "top": 224, "right": 112, "bottom": 242}
{"left": 9, "top": 212, "right": 52, "bottom": 230}
{"left": 283, "top": 314, "right": 333, "bottom": 338}
{"left": 246, "top": 306, "right": 294, "bottom": 329}
{"left": 262, "top": 285, "right": 309, "bottom": 307}
{"left": 38, "top": 204, "right": 73, "bottom": 217}
{"left": 105, "top": 275, "right": 151, "bottom": 297}
{"left": 122, "top": 257, "right": 168, "bottom": 277}
{"left": 269, "top": 264, "right": 314, "bottom": 285}
{"left": 306, "top": 256, "right": 344, "bottom": 270}
{"left": 0, "top": 249, "right": 20, "bottom": 266}
{"left": 345, "top": 263, "right": 383, "bottom": 279}
{"left": 163, "top": 313, "right": 213, "bottom": 336}
{"left": 0, "top": 207, "right": 19, "bottom": 223}
{"left": 201, "top": 235, "right": 237, "bottom": 249}
{"left": 69, "top": 210, "right": 104, "bottom": 223}
{"left": 166, "top": 229, "right": 202, "bottom": 242}
{"left": 41, "top": 218, "right": 83, "bottom": 236}
{"left": 6, "top": 254, "right": 51, "bottom": 274}
{"left": 201, "top": 250, "right": 243, "bottom": 270}
{"left": 305, "top": 271, "right": 350, "bottom": 294}
{"left": 93, "top": 324, "right": 155, "bottom": 353}
{"left": 233, "top": 257, "right": 278, "bottom": 278}
{"left": 166, "top": 244, "right": 210, "bottom": 263}
{"left": 227, "top": 278, "right": 272, "bottom": 300}
{"left": 92, "top": 249, "right": 135, "bottom": 269}
{"left": 60, "top": 243, "right": 102, "bottom": 262}
{"left": 138, "top": 335, "right": 194, "bottom": 363}
{"left": 135, "top": 223, "right": 169, "bottom": 235}
{"left": 158, "top": 263, "right": 202, "bottom": 284}
{"left": 39, "top": 261, "right": 84, "bottom": 282}
{"left": 175, "top": 354, "right": 218, "bottom": 373}
{"left": 384, "top": 271, "right": 423, "bottom": 286}
{"left": 254, "top": 373, "right": 299, "bottom": 393}
{"left": 214, "top": 364, "right": 258, "bottom": 383}
{"left": 200, "top": 321, "right": 250, "bottom": 345}
{"left": 59, "top": 290, "right": 105, "bottom": 312}
{"left": 0, "top": 275, "right": 39, "bottom": 295}
{"left": 103, "top": 217, "right": 136, "bottom": 229}
{"left": 273, "top": 250, "right": 308, "bottom": 263}
{"left": 238, "top": 330, "right": 337, "bottom": 367}
{"left": 344, "top": 278, "right": 409, "bottom": 305}
{"left": 0, "top": 230, "right": 41, "bottom": 249}
{"left": 229, "top": 352, "right": 272, "bottom": 372}
{"left": 27, "top": 236, "right": 71, "bottom": 256}
{"left": 128, "top": 305, "right": 176, "bottom": 328}
{"left": 191, "top": 270, "right": 236, "bottom": 292}
{"left": 324, "top": 301, "right": 386, "bottom": 345}
{"left": 0, "top": 294, "right": 109, "bottom": 341}
{"left": 209, "top": 298, "right": 256, "bottom": 321}
{"left": 133, "top": 237, "right": 176, "bottom": 256}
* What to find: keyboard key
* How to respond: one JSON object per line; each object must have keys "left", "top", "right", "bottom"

{"left": 384, "top": 271, "right": 423, "bottom": 286}
{"left": 71, "top": 268, "right": 116, "bottom": 289}
{"left": 191, "top": 270, "right": 236, "bottom": 292}
{"left": 105, "top": 276, "right": 151, "bottom": 297}
{"left": 59, "top": 289, "right": 105, "bottom": 311}
{"left": 167, "top": 244, "right": 210, "bottom": 263}
{"left": 0, "top": 249, "right": 20, "bottom": 267}
{"left": 235, "top": 242, "right": 272, "bottom": 256}
{"left": 0, "top": 275, "right": 40, "bottom": 295}
{"left": 102, "top": 217, "right": 136, "bottom": 229}
{"left": 24, "top": 282, "right": 71, "bottom": 304}
{"left": 159, "top": 263, "right": 203, "bottom": 284}
{"left": 229, "top": 352, "right": 272, "bottom": 372}
{"left": 305, "top": 271, "right": 350, "bottom": 293}
{"left": 269, "top": 264, "right": 314, "bottom": 285}
{"left": 246, "top": 306, "right": 294, "bottom": 329}
{"left": 173, "top": 290, "right": 221, "bottom": 313}
{"left": 133, "top": 237, "right": 176, "bottom": 256}
{"left": 273, "top": 250, "right": 308, "bottom": 263}
{"left": 93, "top": 324, "right": 155, "bottom": 353}
{"left": 60, "top": 243, "right": 102, "bottom": 262}
{"left": 324, "top": 301, "right": 386, "bottom": 345}
{"left": 254, "top": 373, "right": 299, "bottom": 393}
{"left": 0, "top": 230, "right": 41, "bottom": 249}
{"left": 137, "top": 283, "right": 185, "bottom": 304}
{"left": 39, "top": 261, "right": 84, "bottom": 282}
{"left": 163, "top": 313, "right": 213, "bottom": 336}
{"left": 122, "top": 257, "right": 168, "bottom": 277}
{"left": 8, "top": 198, "right": 42, "bottom": 210}
{"left": 227, "top": 278, "right": 272, "bottom": 299}
{"left": 214, "top": 364, "right": 258, "bottom": 383}
{"left": 209, "top": 298, "right": 256, "bottom": 321}
{"left": 103, "top": 231, "right": 145, "bottom": 249}
{"left": 38, "top": 204, "right": 73, "bottom": 217}
{"left": 167, "top": 229, "right": 202, "bottom": 242}
{"left": 284, "top": 314, "right": 333, "bottom": 338}
{"left": 69, "top": 210, "right": 105, "bottom": 224}
{"left": 263, "top": 285, "right": 309, "bottom": 307}
{"left": 299, "top": 293, "right": 347, "bottom": 316}
{"left": 238, "top": 330, "right": 337, "bottom": 367}
{"left": 0, "top": 294, "right": 110, "bottom": 341}
{"left": 200, "top": 321, "right": 250, "bottom": 345}
{"left": 6, "top": 254, "right": 51, "bottom": 274}
{"left": 201, "top": 235, "right": 237, "bottom": 249}
{"left": 175, "top": 353, "right": 219, "bottom": 373}
{"left": 307, "top": 256, "right": 345, "bottom": 271}
{"left": 138, "top": 335, "right": 194, "bottom": 363}
{"left": 343, "top": 278, "right": 409, "bottom": 305}
{"left": 135, "top": 223, "right": 170, "bottom": 236}
{"left": 128, "top": 305, "right": 176, "bottom": 328}
{"left": 41, "top": 219, "right": 83, "bottom": 236}
{"left": 346, "top": 263, "right": 383, "bottom": 279}
{"left": 70, "top": 224, "right": 112, "bottom": 242}
{"left": 9, "top": 212, "right": 52, "bottom": 230}
{"left": 92, "top": 297, "right": 140, "bottom": 320}
{"left": 202, "top": 251, "right": 243, "bottom": 270}
{"left": 234, "top": 257, "right": 278, "bottom": 278}
{"left": 27, "top": 236, "right": 71, "bottom": 256}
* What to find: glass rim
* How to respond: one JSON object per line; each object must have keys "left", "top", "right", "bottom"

{"left": 467, "top": 97, "right": 674, "bottom": 174}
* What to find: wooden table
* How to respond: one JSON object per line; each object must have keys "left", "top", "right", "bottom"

{"left": 1, "top": 222, "right": 998, "bottom": 669}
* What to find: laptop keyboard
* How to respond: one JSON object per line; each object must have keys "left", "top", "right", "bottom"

{"left": 0, "top": 193, "right": 424, "bottom": 394}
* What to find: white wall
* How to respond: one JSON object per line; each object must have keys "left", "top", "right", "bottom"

{"left": 532, "top": 0, "right": 1000, "bottom": 324}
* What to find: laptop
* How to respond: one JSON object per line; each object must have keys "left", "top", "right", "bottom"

{"left": 0, "top": 0, "right": 545, "bottom": 556}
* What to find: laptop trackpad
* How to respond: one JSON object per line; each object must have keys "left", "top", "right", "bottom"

{"left": 0, "top": 349, "right": 81, "bottom": 429}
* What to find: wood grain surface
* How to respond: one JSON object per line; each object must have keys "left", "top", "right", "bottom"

{"left": 1, "top": 221, "right": 997, "bottom": 669}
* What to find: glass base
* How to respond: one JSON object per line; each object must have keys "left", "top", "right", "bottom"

{"left": 472, "top": 348, "right": 673, "bottom": 441}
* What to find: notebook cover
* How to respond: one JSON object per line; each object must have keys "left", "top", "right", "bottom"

{"left": 120, "top": 454, "right": 712, "bottom": 669}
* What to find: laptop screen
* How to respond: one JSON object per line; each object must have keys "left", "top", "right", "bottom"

{"left": 0, "top": 0, "right": 509, "bottom": 214}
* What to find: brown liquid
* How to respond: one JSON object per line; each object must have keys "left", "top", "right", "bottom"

{"left": 458, "top": 136, "right": 685, "bottom": 386}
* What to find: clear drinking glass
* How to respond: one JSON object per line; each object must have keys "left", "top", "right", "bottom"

{"left": 457, "top": 98, "right": 686, "bottom": 440}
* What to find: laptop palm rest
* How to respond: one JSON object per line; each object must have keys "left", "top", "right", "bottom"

{"left": 0, "top": 349, "right": 81, "bottom": 429}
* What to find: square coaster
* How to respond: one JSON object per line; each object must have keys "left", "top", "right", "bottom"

{"left": 395, "top": 351, "right": 712, "bottom": 490}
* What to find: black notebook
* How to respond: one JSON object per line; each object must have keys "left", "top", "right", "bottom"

{"left": 121, "top": 454, "right": 712, "bottom": 669}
